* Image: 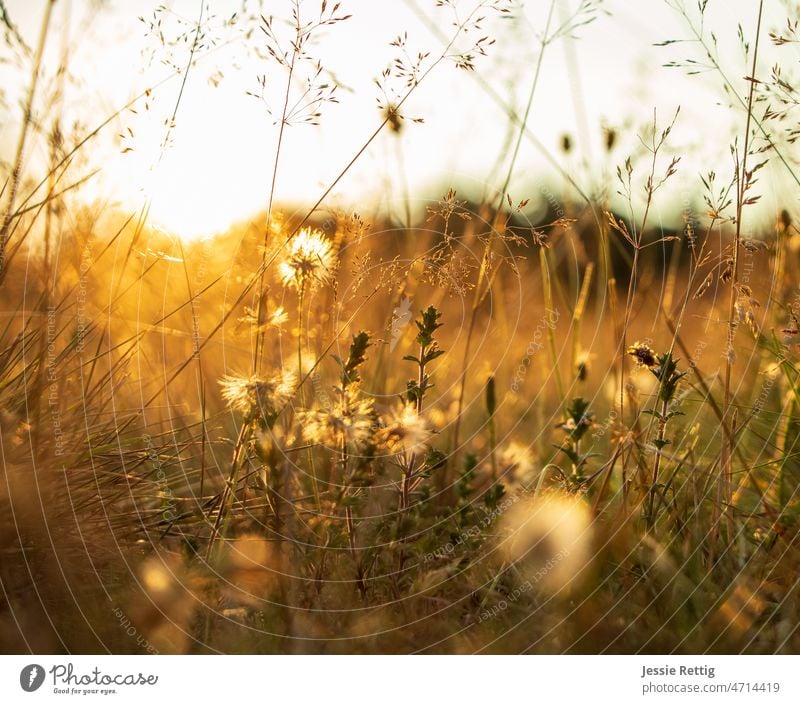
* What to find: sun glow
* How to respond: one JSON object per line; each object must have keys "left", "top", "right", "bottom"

{"left": 3, "top": 0, "right": 791, "bottom": 242}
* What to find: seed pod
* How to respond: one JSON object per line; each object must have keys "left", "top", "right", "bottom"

{"left": 485, "top": 375, "right": 496, "bottom": 418}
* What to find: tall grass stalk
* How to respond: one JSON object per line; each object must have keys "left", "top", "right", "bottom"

{"left": 0, "top": 0, "right": 55, "bottom": 277}
{"left": 721, "top": 0, "right": 764, "bottom": 541}
{"left": 451, "top": 0, "right": 557, "bottom": 466}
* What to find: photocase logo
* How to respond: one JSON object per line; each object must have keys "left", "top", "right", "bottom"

{"left": 20, "top": 664, "right": 45, "bottom": 692}
{"left": 390, "top": 295, "right": 413, "bottom": 352}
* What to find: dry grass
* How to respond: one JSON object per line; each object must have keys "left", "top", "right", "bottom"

{"left": 1, "top": 0, "right": 800, "bottom": 654}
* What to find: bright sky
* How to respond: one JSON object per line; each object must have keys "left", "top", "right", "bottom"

{"left": 2, "top": 0, "right": 796, "bottom": 238}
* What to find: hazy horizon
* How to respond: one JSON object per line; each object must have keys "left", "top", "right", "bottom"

{"left": 2, "top": 0, "right": 795, "bottom": 238}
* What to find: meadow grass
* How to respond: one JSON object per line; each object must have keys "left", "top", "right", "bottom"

{"left": 1, "top": 0, "right": 799, "bottom": 654}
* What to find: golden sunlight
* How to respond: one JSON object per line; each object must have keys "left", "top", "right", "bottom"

{"left": 2, "top": 0, "right": 800, "bottom": 673}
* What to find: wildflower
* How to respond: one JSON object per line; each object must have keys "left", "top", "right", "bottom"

{"left": 278, "top": 227, "right": 336, "bottom": 290}
{"left": 499, "top": 492, "right": 593, "bottom": 597}
{"left": 627, "top": 341, "right": 657, "bottom": 369}
{"left": 300, "top": 385, "right": 376, "bottom": 449}
{"left": 219, "top": 370, "right": 295, "bottom": 422}
{"left": 269, "top": 306, "right": 288, "bottom": 327}
{"left": 500, "top": 441, "right": 536, "bottom": 485}
{"left": 378, "top": 403, "right": 432, "bottom": 455}
{"left": 238, "top": 304, "right": 288, "bottom": 329}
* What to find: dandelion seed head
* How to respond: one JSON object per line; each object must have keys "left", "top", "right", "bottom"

{"left": 499, "top": 492, "right": 592, "bottom": 596}
{"left": 301, "top": 386, "right": 375, "bottom": 448}
{"left": 379, "top": 403, "right": 432, "bottom": 455}
{"left": 500, "top": 441, "right": 536, "bottom": 485}
{"left": 219, "top": 370, "right": 296, "bottom": 420}
{"left": 270, "top": 306, "right": 288, "bottom": 328}
{"left": 141, "top": 559, "right": 174, "bottom": 597}
{"left": 278, "top": 227, "right": 336, "bottom": 290}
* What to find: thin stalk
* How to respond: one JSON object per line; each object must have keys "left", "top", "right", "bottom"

{"left": 254, "top": 30, "right": 299, "bottom": 375}
{"left": 488, "top": 414, "right": 498, "bottom": 482}
{"left": 451, "top": 0, "right": 557, "bottom": 462}
{"left": 297, "top": 283, "right": 321, "bottom": 511}
{"left": 721, "top": 0, "right": 764, "bottom": 537}
{"left": 0, "top": 0, "right": 54, "bottom": 277}
{"left": 647, "top": 397, "right": 669, "bottom": 530}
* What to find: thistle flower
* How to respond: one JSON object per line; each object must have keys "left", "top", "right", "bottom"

{"left": 278, "top": 227, "right": 337, "bottom": 290}
{"left": 378, "top": 403, "right": 432, "bottom": 455}
{"left": 219, "top": 370, "right": 295, "bottom": 422}
{"left": 300, "top": 385, "right": 376, "bottom": 449}
{"left": 627, "top": 341, "right": 657, "bottom": 369}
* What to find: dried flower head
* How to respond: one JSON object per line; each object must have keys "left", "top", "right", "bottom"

{"left": 499, "top": 492, "right": 593, "bottom": 597}
{"left": 300, "top": 385, "right": 376, "bottom": 449}
{"left": 269, "top": 306, "right": 289, "bottom": 328}
{"left": 500, "top": 441, "right": 536, "bottom": 486}
{"left": 627, "top": 341, "right": 658, "bottom": 368}
{"left": 219, "top": 371, "right": 296, "bottom": 422}
{"left": 278, "top": 227, "right": 337, "bottom": 290}
{"left": 378, "top": 403, "right": 432, "bottom": 455}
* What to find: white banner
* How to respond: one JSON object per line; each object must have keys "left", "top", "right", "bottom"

{"left": 0, "top": 655, "right": 797, "bottom": 702}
